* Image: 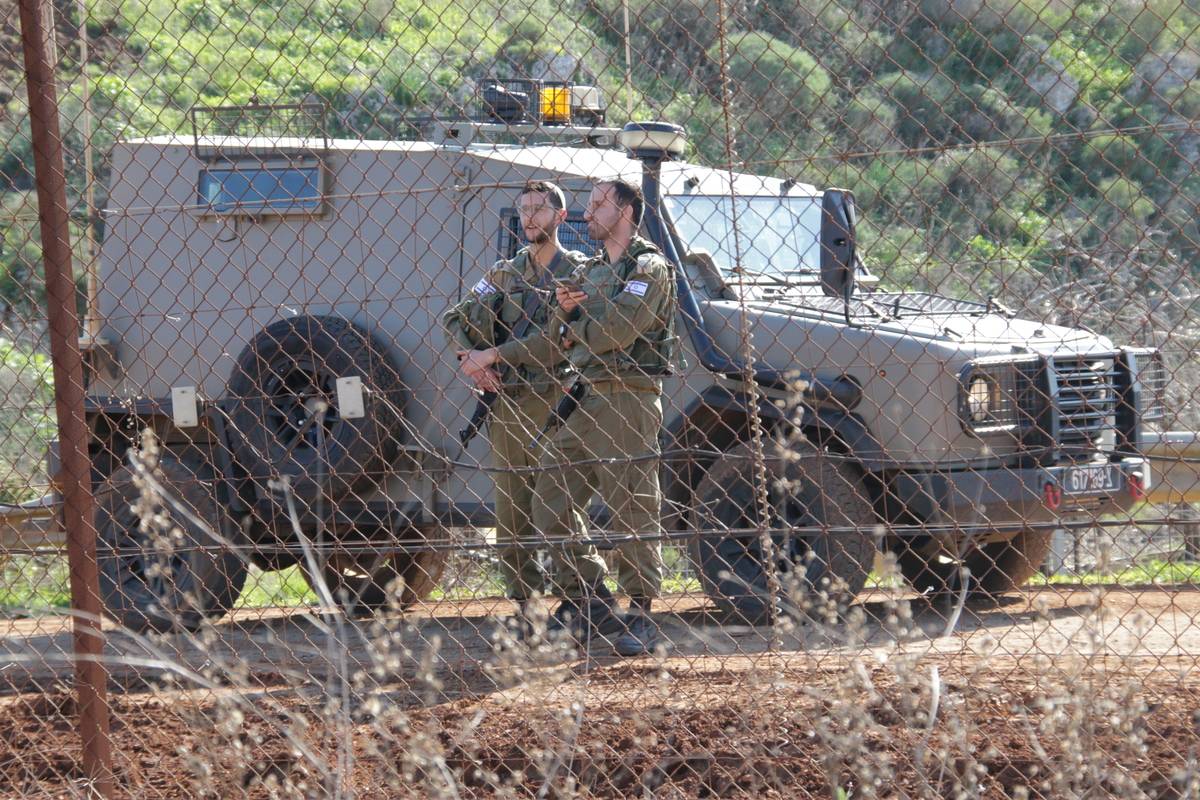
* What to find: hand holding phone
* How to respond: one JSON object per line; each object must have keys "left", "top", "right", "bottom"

{"left": 555, "top": 281, "right": 588, "bottom": 313}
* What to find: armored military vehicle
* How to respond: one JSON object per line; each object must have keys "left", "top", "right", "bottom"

{"left": 79, "top": 92, "right": 1161, "bottom": 630}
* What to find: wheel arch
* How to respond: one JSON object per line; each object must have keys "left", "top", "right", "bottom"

{"left": 662, "top": 385, "right": 887, "bottom": 530}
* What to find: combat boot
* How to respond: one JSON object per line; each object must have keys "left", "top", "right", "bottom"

{"left": 548, "top": 583, "right": 624, "bottom": 646}
{"left": 512, "top": 598, "right": 539, "bottom": 638}
{"left": 613, "top": 597, "right": 662, "bottom": 657}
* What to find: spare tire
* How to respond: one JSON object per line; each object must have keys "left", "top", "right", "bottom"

{"left": 226, "top": 315, "right": 404, "bottom": 504}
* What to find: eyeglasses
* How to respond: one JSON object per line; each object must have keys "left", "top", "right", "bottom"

{"left": 517, "top": 204, "right": 556, "bottom": 218}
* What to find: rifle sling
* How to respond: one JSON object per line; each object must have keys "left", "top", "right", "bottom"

{"left": 506, "top": 249, "right": 561, "bottom": 345}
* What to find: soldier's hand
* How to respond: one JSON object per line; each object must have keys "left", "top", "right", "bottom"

{"left": 472, "top": 367, "right": 502, "bottom": 393}
{"left": 457, "top": 348, "right": 500, "bottom": 379}
{"left": 555, "top": 286, "right": 588, "bottom": 312}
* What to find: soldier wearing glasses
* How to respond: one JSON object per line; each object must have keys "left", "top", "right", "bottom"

{"left": 443, "top": 180, "right": 587, "bottom": 635}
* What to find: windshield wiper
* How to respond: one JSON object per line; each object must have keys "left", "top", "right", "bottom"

{"left": 775, "top": 269, "right": 823, "bottom": 282}
{"left": 723, "top": 268, "right": 796, "bottom": 286}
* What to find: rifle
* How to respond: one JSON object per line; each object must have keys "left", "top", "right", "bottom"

{"left": 458, "top": 388, "right": 498, "bottom": 447}
{"left": 530, "top": 373, "right": 586, "bottom": 448}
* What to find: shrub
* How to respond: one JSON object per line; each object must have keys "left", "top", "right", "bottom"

{"left": 712, "top": 31, "right": 832, "bottom": 122}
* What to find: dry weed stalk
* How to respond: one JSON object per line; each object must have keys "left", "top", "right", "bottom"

{"left": 31, "top": 430, "right": 1190, "bottom": 798}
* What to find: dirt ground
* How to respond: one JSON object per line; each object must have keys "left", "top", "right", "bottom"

{"left": 2, "top": 586, "right": 1200, "bottom": 798}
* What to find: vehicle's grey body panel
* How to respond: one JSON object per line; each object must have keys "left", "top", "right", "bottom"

{"left": 93, "top": 135, "right": 1147, "bottom": 528}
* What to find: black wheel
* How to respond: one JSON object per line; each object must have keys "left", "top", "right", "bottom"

{"left": 302, "top": 537, "right": 446, "bottom": 613}
{"left": 691, "top": 440, "right": 878, "bottom": 625}
{"left": 226, "top": 315, "right": 404, "bottom": 504}
{"left": 895, "top": 529, "right": 1054, "bottom": 597}
{"left": 96, "top": 454, "right": 247, "bottom": 632}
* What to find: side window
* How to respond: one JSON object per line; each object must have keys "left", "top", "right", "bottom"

{"left": 198, "top": 165, "right": 324, "bottom": 216}
{"left": 499, "top": 209, "right": 600, "bottom": 259}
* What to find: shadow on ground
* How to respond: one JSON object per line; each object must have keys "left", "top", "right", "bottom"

{"left": 2, "top": 585, "right": 1181, "bottom": 705}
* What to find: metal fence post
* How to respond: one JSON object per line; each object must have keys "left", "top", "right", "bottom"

{"left": 17, "top": 0, "right": 114, "bottom": 794}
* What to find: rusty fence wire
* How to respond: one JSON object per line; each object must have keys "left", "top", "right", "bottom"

{"left": 0, "top": 0, "right": 1199, "bottom": 796}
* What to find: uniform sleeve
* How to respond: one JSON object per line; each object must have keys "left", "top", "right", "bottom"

{"left": 494, "top": 300, "right": 572, "bottom": 369}
{"left": 440, "top": 263, "right": 512, "bottom": 349}
{"left": 494, "top": 253, "right": 587, "bottom": 368}
{"left": 494, "top": 327, "right": 558, "bottom": 369}
{"left": 564, "top": 254, "right": 671, "bottom": 357}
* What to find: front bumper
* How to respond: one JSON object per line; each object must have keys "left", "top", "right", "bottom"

{"left": 924, "top": 456, "right": 1151, "bottom": 526}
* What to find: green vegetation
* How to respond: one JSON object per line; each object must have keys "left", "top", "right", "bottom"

{"left": 1033, "top": 558, "right": 1200, "bottom": 587}
{"left": 0, "top": 0, "right": 1190, "bottom": 322}
{"left": 234, "top": 565, "right": 315, "bottom": 608}
{"left": 0, "top": 554, "right": 70, "bottom": 610}
{"left": 0, "top": 337, "right": 54, "bottom": 502}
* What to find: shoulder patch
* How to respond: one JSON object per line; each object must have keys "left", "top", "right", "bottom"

{"left": 636, "top": 252, "right": 669, "bottom": 274}
{"left": 473, "top": 278, "right": 499, "bottom": 297}
{"left": 624, "top": 280, "right": 649, "bottom": 297}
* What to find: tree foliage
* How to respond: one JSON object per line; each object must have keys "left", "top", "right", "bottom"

{"left": 0, "top": 0, "right": 1194, "bottom": 321}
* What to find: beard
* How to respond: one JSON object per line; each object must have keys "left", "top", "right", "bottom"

{"left": 586, "top": 220, "right": 607, "bottom": 241}
{"left": 525, "top": 228, "right": 551, "bottom": 244}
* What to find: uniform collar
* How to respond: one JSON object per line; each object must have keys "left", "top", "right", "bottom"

{"left": 601, "top": 235, "right": 657, "bottom": 265}
{"left": 520, "top": 246, "right": 567, "bottom": 288}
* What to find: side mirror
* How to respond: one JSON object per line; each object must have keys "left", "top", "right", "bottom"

{"left": 820, "top": 189, "right": 857, "bottom": 299}
{"left": 682, "top": 248, "right": 735, "bottom": 300}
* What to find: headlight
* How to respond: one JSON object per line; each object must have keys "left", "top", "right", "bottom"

{"left": 967, "top": 376, "right": 996, "bottom": 423}
{"left": 959, "top": 357, "right": 1037, "bottom": 433}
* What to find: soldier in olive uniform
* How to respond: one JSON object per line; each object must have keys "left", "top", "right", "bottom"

{"left": 459, "top": 178, "right": 677, "bottom": 656}
{"left": 442, "top": 181, "right": 587, "bottom": 632}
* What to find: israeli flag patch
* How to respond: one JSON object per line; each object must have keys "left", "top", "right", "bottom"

{"left": 624, "top": 280, "right": 648, "bottom": 297}
{"left": 473, "top": 279, "right": 498, "bottom": 297}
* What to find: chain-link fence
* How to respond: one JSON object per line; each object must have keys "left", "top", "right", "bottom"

{"left": 1, "top": 0, "right": 1200, "bottom": 796}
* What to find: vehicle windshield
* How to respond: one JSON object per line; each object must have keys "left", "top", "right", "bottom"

{"left": 665, "top": 194, "right": 823, "bottom": 277}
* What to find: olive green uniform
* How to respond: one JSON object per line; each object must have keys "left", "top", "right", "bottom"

{"left": 442, "top": 247, "right": 586, "bottom": 600}
{"left": 530, "top": 236, "right": 677, "bottom": 600}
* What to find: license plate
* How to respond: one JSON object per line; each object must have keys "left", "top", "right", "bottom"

{"left": 1063, "top": 464, "right": 1119, "bottom": 494}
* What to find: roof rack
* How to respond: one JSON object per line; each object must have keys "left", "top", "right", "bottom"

{"left": 190, "top": 100, "right": 329, "bottom": 160}
{"left": 424, "top": 119, "right": 623, "bottom": 147}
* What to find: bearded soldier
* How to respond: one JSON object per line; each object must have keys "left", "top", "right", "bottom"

{"left": 443, "top": 180, "right": 587, "bottom": 637}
